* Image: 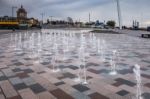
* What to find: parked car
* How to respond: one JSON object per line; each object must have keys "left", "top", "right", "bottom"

{"left": 147, "top": 26, "right": 150, "bottom": 31}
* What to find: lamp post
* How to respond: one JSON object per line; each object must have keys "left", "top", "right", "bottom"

{"left": 116, "top": 0, "right": 122, "bottom": 29}
{"left": 12, "top": 6, "right": 17, "bottom": 17}
{"left": 41, "top": 13, "right": 45, "bottom": 24}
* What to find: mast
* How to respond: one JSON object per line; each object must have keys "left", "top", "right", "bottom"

{"left": 116, "top": 0, "right": 122, "bottom": 29}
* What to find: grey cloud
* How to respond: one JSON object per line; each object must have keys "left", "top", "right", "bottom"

{"left": 0, "top": 0, "right": 150, "bottom": 27}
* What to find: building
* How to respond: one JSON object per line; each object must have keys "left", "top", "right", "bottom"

{"left": 0, "top": 16, "right": 19, "bottom": 29}
{"left": 16, "top": 5, "right": 40, "bottom": 29}
{"left": 0, "top": 5, "right": 41, "bottom": 29}
{"left": 17, "top": 5, "right": 27, "bottom": 19}
{"left": 0, "top": 5, "right": 39, "bottom": 30}
{"left": 27, "top": 18, "right": 39, "bottom": 27}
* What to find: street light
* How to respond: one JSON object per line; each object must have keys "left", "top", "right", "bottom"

{"left": 116, "top": 0, "right": 122, "bottom": 29}
{"left": 12, "top": 6, "right": 17, "bottom": 17}
{"left": 41, "top": 13, "right": 45, "bottom": 24}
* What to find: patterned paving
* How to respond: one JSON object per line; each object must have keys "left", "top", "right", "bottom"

{"left": 0, "top": 29, "right": 150, "bottom": 99}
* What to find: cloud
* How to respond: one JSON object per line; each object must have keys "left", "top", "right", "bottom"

{"left": 0, "top": 0, "right": 150, "bottom": 27}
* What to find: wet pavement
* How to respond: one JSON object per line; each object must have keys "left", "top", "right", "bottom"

{"left": 0, "top": 29, "right": 150, "bottom": 99}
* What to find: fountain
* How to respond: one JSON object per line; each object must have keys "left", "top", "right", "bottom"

{"left": 14, "top": 33, "right": 23, "bottom": 55}
{"left": 62, "top": 33, "right": 69, "bottom": 61}
{"left": 82, "top": 54, "right": 88, "bottom": 85}
{"left": 109, "top": 50, "right": 118, "bottom": 75}
{"left": 133, "top": 64, "right": 143, "bottom": 99}
{"left": 9, "top": 32, "right": 15, "bottom": 48}
{"left": 73, "top": 34, "right": 88, "bottom": 85}
{"left": 74, "top": 34, "right": 83, "bottom": 83}
{"left": 100, "top": 40, "right": 106, "bottom": 62}
{"left": 28, "top": 33, "right": 37, "bottom": 58}
{"left": 14, "top": 33, "right": 21, "bottom": 51}
{"left": 74, "top": 48, "right": 82, "bottom": 82}
{"left": 81, "top": 34, "right": 88, "bottom": 85}
{"left": 92, "top": 34, "right": 97, "bottom": 52}
{"left": 34, "top": 32, "right": 42, "bottom": 64}
{"left": 52, "top": 36, "right": 60, "bottom": 73}
{"left": 97, "top": 39, "right": 100, "bottom": 54}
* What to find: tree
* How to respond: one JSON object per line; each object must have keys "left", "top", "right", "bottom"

{"left": 106, "top": 20, "right": 116, "bottom": 28}
{"left": 67, "top": 17, "right": 73, "bottom": 23}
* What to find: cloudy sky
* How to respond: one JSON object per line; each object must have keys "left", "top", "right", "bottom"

{"left": 0, "top": 0, "right": 150, "bottom": 27}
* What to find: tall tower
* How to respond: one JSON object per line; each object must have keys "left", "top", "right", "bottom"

{"left": 116, "top": 0, "right": 122, "bottom": 29}
{"left": 89, "top": 13, "right": 91, "bottom": 23}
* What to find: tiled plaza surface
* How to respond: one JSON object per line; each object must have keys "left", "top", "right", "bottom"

{"left": 0, "top": 30, "right": 150, "bottom": 99}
